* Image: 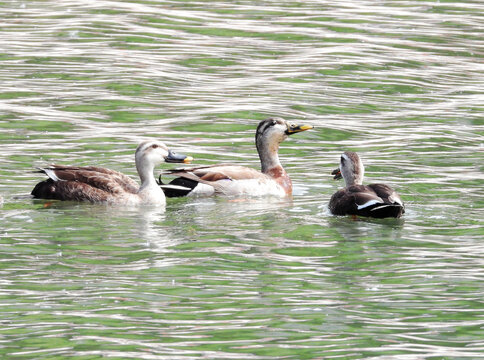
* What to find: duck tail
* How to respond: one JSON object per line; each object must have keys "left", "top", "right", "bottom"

{"left": 158, "top": 176, "right": 198, "bottom": 198}
{"left": 369, "top": 203, "right": 405, "bottom": 218}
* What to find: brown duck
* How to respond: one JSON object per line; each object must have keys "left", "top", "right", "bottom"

{"left": 329, "top": 151, "right": 405, "bottom": 218}
{"left": 32, "top": 140, "right": 192, "bottom": 206}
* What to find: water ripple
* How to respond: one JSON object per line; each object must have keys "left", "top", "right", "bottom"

{"left": 1, "top": 0, "right": 483, "bottom": 359}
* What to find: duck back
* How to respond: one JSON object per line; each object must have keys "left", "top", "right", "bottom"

{"left": 329, "top": 184, "right": 404, "bottom": 218}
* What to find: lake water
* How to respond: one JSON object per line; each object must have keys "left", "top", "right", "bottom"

{"left": 1, "top": 0, "right": 483, "bottom": 359}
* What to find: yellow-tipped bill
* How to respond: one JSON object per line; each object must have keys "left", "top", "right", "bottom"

{"left": 183, "top": 156, "right": 193, "bottom": 164}
{"left": 166, "top": 150, "right": 193, "bottom": 164}
{"left": 285, "top": 123, "right": 314, "bottom": 135}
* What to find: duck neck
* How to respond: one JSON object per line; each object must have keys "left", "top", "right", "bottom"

{"left": 137, "top": 160, "right": 164, "bottom": 198}
{"left": 257, "top": 137, "right": 283, "bottom": 175}
{"left": 343, "top": 171, "right": 363, "bottom": 187}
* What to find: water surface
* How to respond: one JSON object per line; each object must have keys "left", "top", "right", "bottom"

{"left": 0, "top": 0, "right": 483, "bottom": 359}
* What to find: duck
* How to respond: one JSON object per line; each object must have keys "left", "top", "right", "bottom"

{"left": 159, "top": 117, "right": 313, "bottom": 198}
{"left": 31, "top": 140, "right": 193, "bottom": 206}
{"left": 328, "top": 151, "right": 405, "bottom": 218}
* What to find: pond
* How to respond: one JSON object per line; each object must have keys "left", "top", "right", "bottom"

{"left": 0, "top": 0, "right": 483, "bottom": 359}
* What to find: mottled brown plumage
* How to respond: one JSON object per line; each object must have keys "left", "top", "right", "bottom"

{"left": 31, "top": 165, "right": 138, "bottom": 202}
{"left": 32, "top": 141, "right": 192, "bottom": 205}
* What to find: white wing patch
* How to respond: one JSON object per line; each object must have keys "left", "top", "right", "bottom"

{"left": 357, "top": 199, "right": 383, "bottom": 210}
{"left": 388, "top": 193, "right": 403, "bottom": 206}
{"left": 43, "top": 168, "right": 63, "bottom": 182}
{"left": 370, "top": 204, "right": 392, "bottom": 212}
{"left": 159, "top": 184, "right": 191, "bottom": 191}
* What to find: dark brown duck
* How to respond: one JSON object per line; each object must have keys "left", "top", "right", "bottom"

{"left": 329, "top": 151, "right": 405, "bottom": 218}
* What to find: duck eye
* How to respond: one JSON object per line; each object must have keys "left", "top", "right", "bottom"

{"left": 152, "top": 144, "right": 159, "bottom": 149}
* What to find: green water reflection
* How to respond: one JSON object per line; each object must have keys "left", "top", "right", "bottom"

{"left": 0, "top": 0, "right": 483, "bottom": 359}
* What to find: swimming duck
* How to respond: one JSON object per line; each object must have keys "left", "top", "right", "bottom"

{"left": 329, "top": 151, "right": 405, "bottom": 218}
{"left": 31, "top": 140, "right": 192, "bottom": 205}
{"left": 160, "top": 117, "right": 313, "bottom": 197}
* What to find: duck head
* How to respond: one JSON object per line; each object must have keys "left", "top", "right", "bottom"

{"left": 255, "top": 117, "right": 313, "bottom": 173}
{"left": 332, "top": 151, "right": 364, "bottom": 186}
{"left": 135, "top": 140, "right": 192, "bottom": 181}
{"left": 256, "top": 117, "right": 313, "bottom": 144}
{"left": 136, "top": 140, "right": 192, "bottom": 166}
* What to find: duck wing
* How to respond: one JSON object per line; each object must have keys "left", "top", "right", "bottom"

{"left": 329, "top": 185, "right": 404, "bottom": 218}
{"left": 162, "top": 164, "right": 274, "bottom": 196}
{"left": 166, "top": 164, "right": 266, "bottom": 181}
{"left": 368, "top": 183, "right": 404, "bottom": 207}
{"left": 32, "top": 165, "right": 139, "bottom": 202}
{"left": 329, "top": 185, "right": 378, "bottom": 216}
{"left": 44, "top": 165, "right": 139, "bottom": 192}
{"left": 366, "top": 183, "right": 405, "bottom": 218}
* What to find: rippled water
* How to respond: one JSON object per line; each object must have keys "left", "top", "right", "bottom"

{"left": 1, "top": 0, "right": 483, "bottom": 359}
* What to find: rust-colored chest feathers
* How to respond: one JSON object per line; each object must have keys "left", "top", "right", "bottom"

{"left": 266, "top": 166, "right": 292, "bottom": 195}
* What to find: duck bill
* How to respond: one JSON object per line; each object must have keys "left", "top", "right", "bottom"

{"left": 165, "top": 150, "right": 193, "bottom": 164}
{"left": 285, "top": 123, "right": 313, "bottom": 135}
{"left": 332, "top": 168, "right": 342, "bottom": 180}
